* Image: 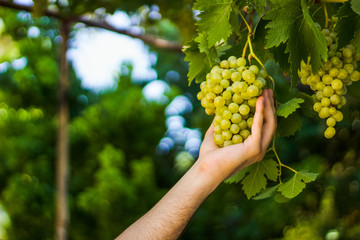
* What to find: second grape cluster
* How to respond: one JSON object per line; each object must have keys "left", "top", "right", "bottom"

{"left": 299, "top": 18, "right": 360, "bottom": 139}
{"left": 197, "top": 56, "right": 267, "bottom": 147}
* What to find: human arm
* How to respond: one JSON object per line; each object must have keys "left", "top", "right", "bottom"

{"left": 116, "top": 89, "right": 277, "bottom": 240}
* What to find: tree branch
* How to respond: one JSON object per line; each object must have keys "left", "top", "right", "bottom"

{"left": 0, "top": 0, "right": 183, "bottom": 52}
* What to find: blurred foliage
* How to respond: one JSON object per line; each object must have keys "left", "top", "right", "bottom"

{"left": 0, "top": 1, "right": 360, "bottom": 240}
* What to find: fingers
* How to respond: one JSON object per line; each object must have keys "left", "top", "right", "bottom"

{"left": 199, "top": 120, "right": 218, "bottom": 155}
{"left": 260, "top": 89, "right": 277, "bottom": 151}
{"left": 249, "top": 95, "right": 265, "bottom": 148}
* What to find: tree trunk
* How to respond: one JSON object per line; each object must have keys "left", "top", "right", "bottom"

{"left": 56, "top": 20, "right": 70, "bottom": 240}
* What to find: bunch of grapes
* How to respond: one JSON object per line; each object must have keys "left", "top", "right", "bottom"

{"left": 299, "top": 18, "right": 360, "bottom": 139}
{"left": 197, "top": 56, "right": 267, "bottom": 147}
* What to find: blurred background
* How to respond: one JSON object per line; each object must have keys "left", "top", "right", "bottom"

{"left": 0, "top": 0, "right": 360, "bottom": 239}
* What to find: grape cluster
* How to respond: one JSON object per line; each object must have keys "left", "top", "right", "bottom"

{"left": 299, "top": 18, "right": 360, "bottom": 139}
{"left": 197, "top": 56, "right": 267, "bottom": 147}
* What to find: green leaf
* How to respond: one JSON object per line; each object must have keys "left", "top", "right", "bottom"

{"left": 241, "top": 159, "right": 279, "bottom": 199}
{"left": 351, "top": 0, "right": 360, "bottom": 15}
{"left": 277, "top": 112, "right": 302, "bottom": 137}
{"left": 278, "top": 171, "right": 318, "bottom": 198}
{"left": 253, "top": 184, "right": 280, "bottom": 200}
{"left": 335, "top": 2, "right": 360, "bottom": 49}
{"left": 195, "top": 0, "right": 234, "bottom": 47}
{"left": 254, "top": 0, "right": 268, "bottom": 16}
{"left": 264, "top": 0, "right": 301, "bottom": 48}
{"left": 183, "top": 40, "right": 209, "bottom": 85}
{"left": 195, "top": 32, "right": 219, "bottom": 65}
{"left": 277, "top": 98, "right": 304, "bottom": 118}
{"left": 354, "top": 30, "right": 360, "bottom": 54}
{"left": 224, "top": 168, "right": 248, "bottom": 184}
{"left": 286, "top": 0, "right": 327, "bottom": 87}
{"left": 298, "top": 92, "right": 316, "bottom": 118}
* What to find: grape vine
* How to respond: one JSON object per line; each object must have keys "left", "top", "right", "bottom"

{"left": 184, "top": 0, "right": 360, "bottom": 200}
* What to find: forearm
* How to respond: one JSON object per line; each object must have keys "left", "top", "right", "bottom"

{"left": 116, "top": 158, "right": 222, "bottom": 240}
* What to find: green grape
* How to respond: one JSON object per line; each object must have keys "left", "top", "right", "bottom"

{"left": 331, "top": 79, "right": 343, "bottom": 90}
{"left": 247, "top": 118, "right": 253, "bottom": 128}
{"left": 323, "top": 86, "right": 334, "bottom": 97}
{"left": 328, "top": 68, "right": 339, "bottom": 77}
{"left": 231, "top": 113, "right": 242, "bottom": 124}
{"left": 205, "top": 92, "right": 216, "bottom": 102}
{"left": 231, "top": 72, "right": 242, "bottom": 82}
{"left": 232, "top": 134, "right": 243, "bottom": 144}
{"left": 242, "top": 70, "right": 255, "bottom": 83}
{"left": 329, "top": 94, "right": 340, "bottom": 105}
{"left": 319, "top": 107, "right": 330, "bottom": 119}
{"left": 236, "top": 58, "right": 246, "bottom": 67}
{"left": 228, "top": 103, "right": 239, "bottom": 113}
{"left": 222, "top": 130, "right": 232, "bottom": 140}
{"left": 214, "top": 125, "right": 222, "bottom": 134}
{"left": 324, "top": 127, "right": 336, "bottom": 139}
{"left": 337, "top": 69, "right": 348, "bottom": 80}
{"left": 321, "top": 97, "right": 330, "bottom": 107}
{"left": 333, "top": 111, "right": 343, "bottom": 122}
{"left": 222, "top": 90, "right": 232, "bottom": 100}
{"left": 240, "top": 129, "right": 250, "bottom": 140}
{"left": 342, "top": 48, "right": 353, "bottom": 58}
{"left": 214, "top": 134, "right": 224, "bottom": 145}
{"left": 213, "top": 85, "right": 223, "bottom": 94}
{"left": 214, "top": 96, "right": 225, "bottom": 108}
{"left": 326, "top": 117, "right": 336, "bottom": 127}
{"left": 232, "top": 93, "right": 244, "bottom": 104}
{"left": 350, "top": 70, "right": 360, "bottom": 81}
{"left": 220, "top": 60, "right": 230, "bottom": 69}
{"left": 239, "top": 120, "right": 247, "bottom": 130}
{"left": 247, "top": 85, "right": 259, "bottom": 97}
{"left": 222, "top": 70, "right": 232, "bottom": 79}
{"left": 230, "top": 124, "right": 240, "bottom": 134}
{"left": 239, "top": 104, "right": 250, "bottom": 115}
{"left": 313, "top": 102, "right": 322, "bottom": 112}
{"left": 248, "top": 98, "right": 257, "bottom": 108}
{"left": 249, "top": 65, "right": 259, "bottom": 74}
{"left": 220, "top": 79, "right": 230, "bottom": 88}
{"left": 220, "top": 119, "right": 231, "bottom": 130}
{"left": 222, "top": 110, "right": 232, "bottom": 120}
{"left": 329, "top": 107, "right": 337, "bottom": 115}
{"left": 343, "top": 64, "right": 354, "bottom": 74}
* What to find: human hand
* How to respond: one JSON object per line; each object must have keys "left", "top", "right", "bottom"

{"left": 197, "top": 89, "right": 277, "bottom": 183}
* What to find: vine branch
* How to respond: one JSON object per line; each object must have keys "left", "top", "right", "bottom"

{"left": 0, "top": 0, "right": 183, "bottom": 52}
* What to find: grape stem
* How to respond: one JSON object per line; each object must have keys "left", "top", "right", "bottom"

{"left": 239, "top": 11, "right": 275, "bottom": 91}
{"left": 323, "top": 3, "right": 329, "bottom": 29}
{"left": 267, "top": 136, "right": 298, "bottom": 184}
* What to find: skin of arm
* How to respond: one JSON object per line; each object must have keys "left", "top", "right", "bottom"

{"left": 116, "top": 89, "right": 277, "bottom": 240}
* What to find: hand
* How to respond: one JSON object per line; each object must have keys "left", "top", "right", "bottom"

{"left": 197, "top": 89, "right": 277, "bottom": 183}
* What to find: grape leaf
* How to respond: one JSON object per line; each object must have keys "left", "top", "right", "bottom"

{"left": 276, "top": 98, "right": 304, "bottom": 118}
{"left": 254, "top": 0, "right": 268, "bottom": 16}
{"left": 264, "top": 0, "right": 300, "bottom": 49}
{"left": 278, "top": 171, "right": 318, "bottom": 198}
{"left": 183, "top": 40, "right": 208, "bottom": 85}
{"left": 285, "top": 0, "right": 327, "bottom": 87}
{"left": 335, "top": 2, "right": 360, "bottom": 49}
{"left": 224, "top": 167, "right": 249, "bottom": 184}
{"left": 351, "top": 0, "right": 360, "bottom": 15}
{"left": 253, "top": 184, "right": 280, "bottom": 200}
{"left": 195, "top": 33, "right": 219, "bottom": 65}
{"left": 298, "top": 92, "right": 316, "bottom": 118}
{"left": 195, "top": 0, "right": 234, "bottom": 47}
{"left": 277, "top": 112, "right": 302, "bottom": 137}
{"left": 354, "top": 30, "right": 360, "bottom": 54}
{"left": 241, "top": 159, "right": 279, "bottom": 199}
